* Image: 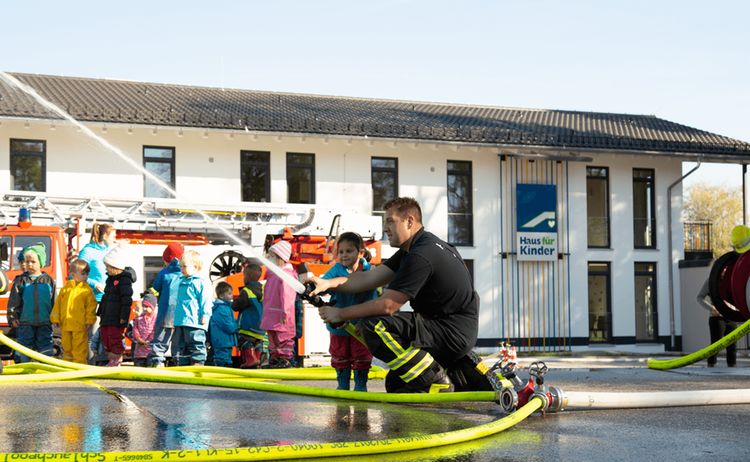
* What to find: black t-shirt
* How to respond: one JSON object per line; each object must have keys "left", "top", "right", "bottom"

{"left": 384, "top": 228, "right": 476, "bottom": 319}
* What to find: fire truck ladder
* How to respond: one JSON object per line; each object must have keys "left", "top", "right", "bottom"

{"left": 0, "top": 191, "right": 381, "bottom": 244}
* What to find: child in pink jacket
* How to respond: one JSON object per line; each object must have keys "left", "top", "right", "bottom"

{"left": 132, "top": 292, "right": 158, "bottom": 367}
{"left": 260, "top": 241, "right": 298, "bottom": 368}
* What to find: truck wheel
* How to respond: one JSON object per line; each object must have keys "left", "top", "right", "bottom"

{"left": 209, "top": 251, "right": 248, "bottom": 281}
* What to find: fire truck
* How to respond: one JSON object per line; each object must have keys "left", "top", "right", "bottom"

{"left": 0, "top": 191, "right": 382, "bottom": 361}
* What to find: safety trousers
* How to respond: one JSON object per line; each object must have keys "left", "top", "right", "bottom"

{"left": 357, "top": 313, "right": 458, "bottom": 389}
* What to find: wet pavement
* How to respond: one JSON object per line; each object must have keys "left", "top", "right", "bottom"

{"left": 1, "top": 357, "right": 749, "bottom": 461}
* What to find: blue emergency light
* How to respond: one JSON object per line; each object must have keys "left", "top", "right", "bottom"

{"left": 18, "top": 207, "right": 32, "bottom": 228}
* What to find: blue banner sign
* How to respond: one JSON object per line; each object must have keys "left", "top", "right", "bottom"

{"left": 516, "top": 184, "right": 557, "bottom": 261}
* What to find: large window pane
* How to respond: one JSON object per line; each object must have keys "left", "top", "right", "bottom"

{"left": 371, "top": 157, "right": 398, "bottom": 215}
{"left": 448, "top": 160, "right": 473, "bottom": 246}
{"left": 287, "top": 153, "right": 315, "bottom": 204}
{"left": 588, "top": 262, "right": 611, "bottom": 342}
{"left": 241, "top": 151, "right": 270, "bottom": 202}
{"left": 633, "top": 168, "right": 656, "bottom": 248}
{"left": 587, "top": 167, "right": 610, "bottom": 248}
{"left": 144, "top": 161, "right": 173, "bottom": 198}
{"left": 143, "top": 146, "right": 175, "bottom": 198}
{"left": 10, "top": 139, "right": 46, "bottom": 192}
{"left": 634, "top": 262, "right": 658, "bottom": 341}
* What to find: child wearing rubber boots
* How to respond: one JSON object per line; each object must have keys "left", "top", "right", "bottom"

{"left": 50, "top": 259, "right": 97, "bottom": 364}
{"left": 97, "top": 246, "right": 136, "bottom": 367}
{"left": 209, "top": 282, "right": 238, "bottom": 367}
{"left": 232, "top": 261, "right": 267, "bottom": 368}
{"left": 321, "top": 232, "right": 377, "bottom": 392}
{"left": 260, "top": 241, "right": 298, "bottom": 368}
{"left": 172, "top": 250, "right": 212, "bottom": 366}
{"left": 7, "top": 243, "right": 56, "bottom": 363}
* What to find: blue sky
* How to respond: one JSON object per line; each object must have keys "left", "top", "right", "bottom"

{"left": 3, "top": 0, "right": 748, "bottom": 187}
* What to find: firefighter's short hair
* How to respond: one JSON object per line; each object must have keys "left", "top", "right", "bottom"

{"left": 383, "top": 197, "right": 422, "bottom": 223}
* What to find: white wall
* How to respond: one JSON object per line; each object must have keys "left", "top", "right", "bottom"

{"left": 0, "top": 118, "right": 686, "bottom": 349}
{"left": 568, "top": 153, "right": 683, "bottom": 343}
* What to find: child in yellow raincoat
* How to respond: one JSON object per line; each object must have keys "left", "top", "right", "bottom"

{"left": 51, "top": 259, "right": 98, "bottom": 364}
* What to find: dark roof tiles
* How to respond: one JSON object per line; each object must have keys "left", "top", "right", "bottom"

{"left": 1, "top": 72, "right": 748, "bottom": 156}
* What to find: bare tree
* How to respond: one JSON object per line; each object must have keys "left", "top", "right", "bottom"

{"left": 683, "top": 183, "right": 742, "bottom": 257}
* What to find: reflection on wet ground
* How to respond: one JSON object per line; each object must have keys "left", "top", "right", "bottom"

{"left": 2, "top": 367, "right": 750, "bottom": 461}
{"left": 0, "top": 380, "right": 501, "bottom": 454}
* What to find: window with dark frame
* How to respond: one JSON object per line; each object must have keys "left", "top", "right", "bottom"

{"left": 588, "top": 261, "right": 612, "bottom": 343}
{"left": 633, "top": 168, "right": 656, "bottom": 248}
{"left": 447, "top": 160, "right": 473, "bottom": 246}
{"left": 143, "top": 146, "right": 175, "bottom": 198}
{"left": 241, "top": 150, "right": 271, "bottom": 202}
{"left": 634, "top": 262, "right": 658, "bottom": 342}
{"left": 10, "top": 139, "right": 46, "bottom": 192}
{"left": 371, "top": 157, "right": 398, "bottom": 217}
{"left": 586, "top": 166, "right": 610, "bottom": 248}
{"left": 287, "top": 152, "right": 315, "bottom": 204}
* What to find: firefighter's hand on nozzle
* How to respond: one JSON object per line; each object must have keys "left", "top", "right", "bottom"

{"left": 307, "top": 276, "right": 331, "bottom": 297}
{"left": 318, "top": 306, "right": 343, "bottom": 325}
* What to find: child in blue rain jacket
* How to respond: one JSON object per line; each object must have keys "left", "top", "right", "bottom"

{"left": 209, "top": 282, "right": 238, "bottom": 367}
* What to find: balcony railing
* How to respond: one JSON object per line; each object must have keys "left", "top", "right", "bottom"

{"left": 684, "top": 221, "right": 712, "bottom": 259}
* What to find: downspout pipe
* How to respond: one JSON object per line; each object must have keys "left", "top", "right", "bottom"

{"left": 667, "top": 161, "right": 701, "bottom": 351}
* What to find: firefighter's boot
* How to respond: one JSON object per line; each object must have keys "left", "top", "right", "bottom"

{"left": 446, "top": 351, "right": 495, "bottom": 392}
{"left": 385, "top": 363, "right": 454, "bottom": 393}
{"left": 336, "top": 368, "right": 351, "bottom": 390}
{"left": 353, "top": 369, "right": 369, "bottom": 392}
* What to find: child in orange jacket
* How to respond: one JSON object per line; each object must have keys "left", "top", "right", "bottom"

{"left": 51, "top": 259, "right": 97, "bottom": 364}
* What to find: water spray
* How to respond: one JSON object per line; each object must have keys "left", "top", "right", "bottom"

{"left": 0, "top": 71, "right": 305, "bottom": 294}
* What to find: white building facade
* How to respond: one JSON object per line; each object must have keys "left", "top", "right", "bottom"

{"left": 2, "top": 73, "right": 749, "bottom": 353}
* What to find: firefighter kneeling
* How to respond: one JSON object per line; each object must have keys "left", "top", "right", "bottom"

{"left": 310, "top": 197, "right": 493, "bottom": 393}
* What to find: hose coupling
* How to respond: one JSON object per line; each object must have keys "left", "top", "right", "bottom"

{"left": 495, "top": 362, "right": 524, "bottom": 389}
{"left": 546, "top": 386, "right": 567, "bottom": 413}
{"left": 531, "top": 390, "right": 550, "bottom": 411}
{"left": 498, "top": 387, "right": 519, "bottom": 413}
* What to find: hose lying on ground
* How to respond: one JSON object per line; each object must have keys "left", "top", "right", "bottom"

{"left": 565, "top": 388, "right": 750, "bottom": 409}
{"left": 3, "top": 331, "right": 750, "bottom": 460}
{"left": 647, "top": 317, "right": 750, "bottom": 370}
{"left": 0, "top": 332, "right": 540, "bottom": 461}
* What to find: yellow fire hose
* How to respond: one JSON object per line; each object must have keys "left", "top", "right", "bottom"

{"left": 0, "top": 332, "right": 538, "bottom": 461}
{"left": 647, "top": 317, "right": 750, "bottom": 370}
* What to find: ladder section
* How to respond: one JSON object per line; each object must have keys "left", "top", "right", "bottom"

{"left": 0, "top": 191, "right": 382, "bottom": 243}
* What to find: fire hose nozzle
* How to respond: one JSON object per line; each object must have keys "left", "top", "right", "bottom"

{"left": 302, "top": 282, "right": 335, "bottom": 308}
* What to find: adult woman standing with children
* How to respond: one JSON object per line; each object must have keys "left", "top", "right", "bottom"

{"left": 79, "top": 223, "right": 117, "bottom": 364}
{"left": 79, "top": 223, "right": 117, "bottom": 302}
